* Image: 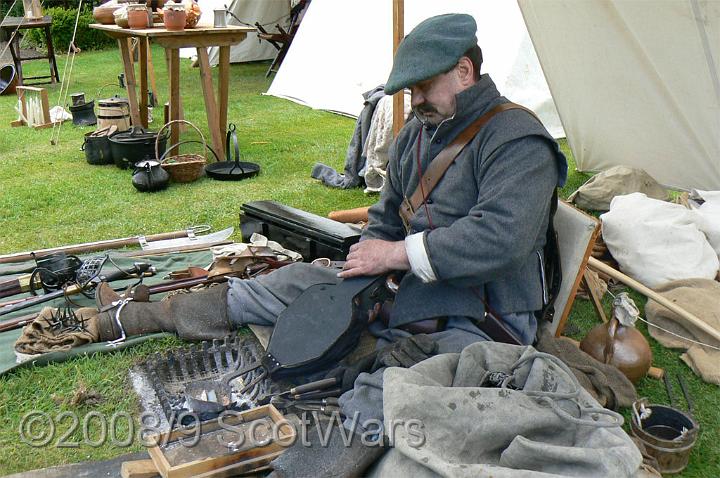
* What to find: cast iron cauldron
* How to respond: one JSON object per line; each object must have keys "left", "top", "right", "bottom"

{"left": 132, "top": 160, "right": 170, "bottom": 192}
{"left": 82, "top": 131, "right": 114, "bottom": 165}
{"left": 109, "top": 126, "right": 168, "bottom": 169}
{"left": 69, "top": 100, "right": 97, "bottom": 126}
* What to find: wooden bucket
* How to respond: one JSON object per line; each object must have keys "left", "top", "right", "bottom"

{"left": 95, "top": 84, "right": 131, "bottom": 132}
{"left": 97, "top": 98, "right": 131, "bottom": 132}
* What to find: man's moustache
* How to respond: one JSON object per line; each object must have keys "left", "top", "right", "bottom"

{"left": 415, "top": 104, "right": 438, "bottom": 115}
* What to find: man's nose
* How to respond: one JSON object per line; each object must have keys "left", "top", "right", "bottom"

{"left": 410, "top": 89, "right": 424, "bottom": 109}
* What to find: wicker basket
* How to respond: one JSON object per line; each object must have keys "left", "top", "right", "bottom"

{"left": 156, "top": 120, "right": 207, "bottom": 183}
{"left": 161, "top": 154, "right": 206, "bottom": 183}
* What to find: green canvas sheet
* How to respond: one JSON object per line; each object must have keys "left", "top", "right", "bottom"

{"left": 0, "top": 249, "right": 215, "bottom": 376}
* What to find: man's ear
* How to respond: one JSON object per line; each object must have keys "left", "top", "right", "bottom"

{"left": 455, "top": 57, "right": 475, "bottom": 87}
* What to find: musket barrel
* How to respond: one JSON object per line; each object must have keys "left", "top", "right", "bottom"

{"left": 0, "top": 230, "right": 191, "bottom": 265}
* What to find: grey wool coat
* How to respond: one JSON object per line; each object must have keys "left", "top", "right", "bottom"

{"left": 363, "top": 74, "right": 568, "bottom": 327}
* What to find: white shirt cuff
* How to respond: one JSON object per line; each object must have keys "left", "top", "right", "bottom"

{"left": 405, "top": 232, "right": 437, "bottom": 283}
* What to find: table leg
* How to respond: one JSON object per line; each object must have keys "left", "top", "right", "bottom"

{"left": 45, "top": 25, "right": 59, "bottom": 84}
{"left": 197, "top": 47, "right": 224, "bottom": 160}
{"left": 139, "top": 37, "right": 149, "bottom": 128}
{"left": 164, "top": 48, "right": 184, "bottom": 119}
{"left": 147, "top": 43, "right": 159, "bottom": 106}
{"left": 168, "top": 47, "right": 181, "bottom": 156}
{"left": 218, "top": 45, "right": 230, "bottom": 156}
{"left": 128, "top": 38, "right": 135, "bottom": 65}
{"left": 118, "top": 38, "right": 142, "bottom": 128}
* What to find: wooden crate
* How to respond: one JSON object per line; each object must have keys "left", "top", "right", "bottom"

{"left": 147, "top": 404, "right": 293, "bottom": 478}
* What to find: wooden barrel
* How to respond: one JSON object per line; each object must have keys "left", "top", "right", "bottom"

{"left": 97, "top": 97, "right": 131, "bottom": 132}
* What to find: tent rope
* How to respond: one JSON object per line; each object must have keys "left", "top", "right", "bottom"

{"left": 606, "top": 289, "right": 720, "bottom": 352}
{"left": 50, "top": 0, "right": 82, "bottom": 146}
{"left": 223, "top": 5, "right": 289, "bottom": 28}
{"left": 635, "top": 314, "right": 720, "bottom": 352}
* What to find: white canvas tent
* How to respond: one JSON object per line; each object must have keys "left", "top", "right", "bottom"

{"left": 265, "top": 0, "right": 565, "bottom": 138}
{"left": 518, "top": 0, "right": 720, "bottom": 191}
{"left": 180, "top": 0, "right": 291, "bottom": 66}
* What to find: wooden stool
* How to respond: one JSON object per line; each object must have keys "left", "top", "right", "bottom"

{"left": 254, "top": 0, "right": 308, "bottom": 77}
{"left": 0, "top": 16, "right": 59, "bottom": 86}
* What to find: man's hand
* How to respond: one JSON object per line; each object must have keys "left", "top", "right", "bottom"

{"left": 338, "top": 239, "right": 410, "bottom": 278}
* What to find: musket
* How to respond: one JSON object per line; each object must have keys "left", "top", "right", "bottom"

{"left": 0, "top": 226, "right": 217, "bottom": 265}
{"left": 0, "top": 262, "right": 154, "bottom": 318}
{"left": 0, "top": 313, "right": 36, "bottom": 333}
{"left": 0, "top": 268, "right": 212, "bottom": 333}
{"left": 0, "top": 253, "right": 84, "bottom": 299}
{"left": 0, "top": 275, "right": 40, "bottom": 299}
{"left": 0, "top": 259, "right": 294, "bottom": 333}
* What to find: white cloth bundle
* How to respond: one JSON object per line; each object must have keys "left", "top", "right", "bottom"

{"left": 601, "top": 193, "right": 719, "bottom": 288}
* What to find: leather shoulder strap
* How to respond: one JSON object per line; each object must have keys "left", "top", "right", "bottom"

{"left": 399, "top": 103, "right": 538, "bottom": 227}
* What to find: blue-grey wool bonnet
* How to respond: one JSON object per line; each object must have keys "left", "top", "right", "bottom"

{"left": 385, "top": 13, "right": 478, "bottom": 95}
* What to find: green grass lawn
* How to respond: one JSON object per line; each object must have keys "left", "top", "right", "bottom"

{"left": 0, "top": 48, "right": 718, "bottom": 476}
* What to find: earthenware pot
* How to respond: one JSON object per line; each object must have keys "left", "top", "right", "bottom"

{"left": 580, "top": 317, "right": 652, "bottom": 383}
{"left": 93, "top": 4, "right": 122, "bottom": 24}
{"left": 127, "top": 4, "right": 150, "bottom": 29}
{"left": 163, "top": 4, "right": 186, "bottom": 31}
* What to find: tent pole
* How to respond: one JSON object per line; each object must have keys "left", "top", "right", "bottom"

{"left": 588, "top": 257, "right": 720, "bottom": 344}
{"left": 392, "top": 0, "right": 404, "bottom": 137}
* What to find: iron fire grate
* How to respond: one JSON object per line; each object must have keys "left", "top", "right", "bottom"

{"left": 131, "top": 334, "right": 284, "bottom": 429}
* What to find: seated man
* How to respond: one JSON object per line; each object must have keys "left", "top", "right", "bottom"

{"left": 16, "top": 12, "right": 567, "bottom": 472}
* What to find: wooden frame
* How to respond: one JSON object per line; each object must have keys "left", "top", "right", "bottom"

{"left": 10, "top": 86, "right": 57, "bottom": 129}
{"left": 549, "top": 200, "right": 601, "bottom": 336}
{"left": 146, "top": 405, "right": 293, "bottom": 478}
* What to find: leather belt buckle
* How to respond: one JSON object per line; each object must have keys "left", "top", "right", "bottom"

{"left": 399, "top": 197, "right": 414, "bottom": 233}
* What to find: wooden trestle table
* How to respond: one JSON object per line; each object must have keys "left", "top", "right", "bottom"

{"left": 89, "top": 24, "right": 253, "bottom": 159}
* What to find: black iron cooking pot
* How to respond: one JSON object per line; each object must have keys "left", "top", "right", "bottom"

{"left": 82, "top": 130, "right": 114, "bottom": 165}
{"left": 132, "top": 160, "right": 170, "bottom": 192}
{"left": 69, "top": 100, "right": 97, "bottom": 127}
{"left": 0, "top": 64, "right": 18, "bottom": 96}
{"left": 108, "top": 126, "right": 168, "bottom": 169}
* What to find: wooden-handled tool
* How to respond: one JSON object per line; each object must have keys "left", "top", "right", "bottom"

{"left": 328, "top": 206, "right": 371, "bottom": 224}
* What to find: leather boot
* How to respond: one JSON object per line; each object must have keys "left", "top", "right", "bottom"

{"left": 95, "top": 282, "right": 150, "bottom": 308}
{"left": 95, "top": 283, "right": 233, "bottom": 342}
